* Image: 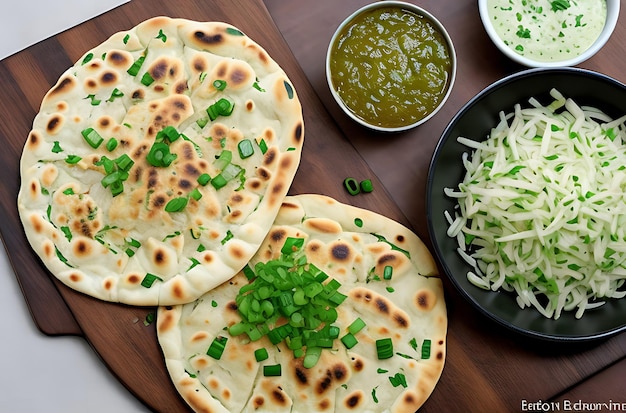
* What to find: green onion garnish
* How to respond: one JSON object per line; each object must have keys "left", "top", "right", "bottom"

{"left": 254, "top": 347, "right": 269, "bottom": 362}
{"left": 206, "top": 98, "right": 235, "bottom": 121}
{"left": 197, "top": 173, "right": 211, "bottom": 186}
{"left": 263, "top": 364, "right": 281, "bottom": 377}
{"left": 348, "top": 318, "right": 366, "bottom": 334}
{"left": 383, "top": 265, "right": 393, "bottom": 280}
{"left": 237, "top": 139, "right": 255, "bottom": 159}
{"left": 206, "top": 336, "right": 228, "bottom": 360}
{"left": 376, "top": 338, "right": 393, "bottom": 360}
{"left": 213, "top": 79, "right": 227, "bottom": 91}
{"left": 343, "top": 177, "right": 360, "bottom": 195}
{"left": 210, "top": 174, "right": 227, "bottom": 190}
{"left": 81, "top": 127, "right": 104, "bottom": 149}
{"left": 421, "top": 339, "right": 432, "bottom": 359}
{"left": 65, "top": 155, "right": 82, "bottom": 164}
{"left": 141, "top": 72, "right": 155, "bottom": 86}
{"left": 341, "top": 333, "right": 358, "bottom": 349}
{"left": 141, "top": 273, "right": 162, "bottom": 288}
{"left": 106, "top": 138, "right": 118, "bottom": 151}
{"left": 127, "top": 55, "right": 145, "bottom": 76}
{"left": 360, "top": 179, "right": 373, "bottom": 193}
{"left": 389, "top": 372, "right": 408, "bottom": 388}
{"left": 229, "top": 237, "right": 347, "bottom": 369}
{"left": 165, "top": 197, "right": 188, "bottom": 213}
{"left": 51, "top": 141, "right": 63, "bottom": 153}
{"left": 189, "top": 188, "right": 202, "bottom": 201}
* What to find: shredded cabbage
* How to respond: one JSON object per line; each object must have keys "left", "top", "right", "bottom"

{"left": 446, "top": 88, "right": 626, "bottom": 319}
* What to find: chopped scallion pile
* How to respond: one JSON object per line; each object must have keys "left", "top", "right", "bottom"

{"left": 228, "top": 237, "right": 348, "bottom": 368}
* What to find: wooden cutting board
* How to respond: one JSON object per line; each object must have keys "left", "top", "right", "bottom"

{"left": 0, "top": 0, "right": 413, "bottom": 411}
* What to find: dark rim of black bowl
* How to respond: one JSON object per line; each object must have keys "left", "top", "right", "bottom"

{"left": 426, "top": 67, "right": 626, "bottom": 342}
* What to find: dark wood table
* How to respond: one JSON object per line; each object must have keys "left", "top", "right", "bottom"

{"left": 0, "top": 0, "right": 624, "bottom": 411}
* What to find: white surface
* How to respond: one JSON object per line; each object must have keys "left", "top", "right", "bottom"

{"left": 0, "top": 2, "right": 152, "bottom": 412}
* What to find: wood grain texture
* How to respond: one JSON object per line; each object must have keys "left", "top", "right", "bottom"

{"left": 266, "top": 0, "right": 626, "bottom": 411}
{"left": 0, "top": 0, "right": 410, "bottom": 411}
{"left": 1, "top": 0, "right": 625, "bottom": 411}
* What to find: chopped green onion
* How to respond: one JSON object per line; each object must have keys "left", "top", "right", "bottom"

{"left": 360, "top": 179, "right": 373, "bottom": 193}
{"left": 156, "top": 29, "right": 167, "bottom": 42}
{"left": 421, "top": 339, "right": 432, "bottom": 359}
{"left": 383, "top": 265, "right": 393, "bottom": 280}
{"left": 65, "top": 155, "right": 82, "bottom": 164}
{"left": 156, "top": 126, "right": 180, "bottom": 143}
{"left": 303, "top": 346, "right": 322, "bottom": 369}
{"left": 263, "top": 364, "right": 281, "bottom": 377}
{"left": 196, "top": 117, "right": 209, "bottom": 128}
{"left": 237, "top": 139, "right": 255, "bottom": 159}
{"left": 106, "top": 138, "right": 118, "bottom": 151}
{"left": 197, "top": 173, "right": 211, "bottom": 186}
{"left": 62, "top": 188, "right": 75, "bottom": 195}
{"left": 107, "top": 88, "right": 124, "bottom": 102}
{"left": 147, "top": 142, "right": 177, "bottom": 167}
{"left": 348, "top": 318, "right": 366, "bottom": 334}
{"left": 281, "top": 237, "right": 304, "bottom": 254}
{"left": 190, "top": 188, "right": 203, "bottom": 201}
{"left": 81, "top": 53, "right": 94, "bottom": 65}
{"left": 389, "top": 372, "right": 408, "bottom": 388}
{"left": 51, "top": 141, "right": 63, "bottom": 153}
{"left": 344, "top": 177, "right": 360, "bottom": 195}
{"left": 141, "top": 273, "right": 162, "bottom": 288}
{"left": 341, "top": 333, "right": 358, "bottom": 349}
{"left": 213, "top": 150, "right": 232, "bottom": 171}
{"left": 210, "top": 174, "right": 227, "bottom": 190}
{"left": 85, "top": 94, "right": 101, "bottom": 106}
{"left": 206, "top": 98, "right": 235, "bottom": 121}
{"left": 115, "top": 154, "right": 134, "bottom": 172}
{"left": 254, "top": 347, "right": 269, "bottom": 362}
{"left": 221, "top": 230, "right": 234, "bottom": 245}
{"left": 213, "top": 79, "right": 227, "bottom": 91}
{"left": 127, "top": 55, "right": 145, "bottom": 76}
{"left": 257, "top": 138, "right": 268, "bottom": 154}
{"left": 376, "top": 338, "right": 393, "bottom": 360}
{"left": 140, "top": 72, "right": 155, "bottom": 86}
{"left": 165, "top": 197, "right": 188, "bottom": 213}
{"left": 206, "top": 336, "right": 228, "bottom": 360}
{"left": 233, "top": 237, "right": 346, "bottom": 369}
{"left": 81, "top": 127, "right": 104, "bottom": 149}
{"left": 60, "top": 226, "right": 72, "bottom": 241}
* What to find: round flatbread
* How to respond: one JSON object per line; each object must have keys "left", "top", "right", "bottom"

{"left": 157, "top": 194, "right": 447, "bottom": 413}
{"left": 17, "top": 16, "right": 303, "bottom": 306}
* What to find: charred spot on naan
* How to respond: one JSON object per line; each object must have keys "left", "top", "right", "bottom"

{"left": 415, "top": 288, "right": 439, "bottom": 312}
{"left": 25, "top": 130, "right": 43, "bottom": 151}
{"left": 350, "top": 287, "right": 411, "bottom": 329}
{"left": 46, "top": 114, "right": 64, "bottom": 135}
{"left": 105, "top": 50, "right": 132, "bottom": 68}
{"left": 45, "top": 75, "right": 77, "bottom": 100}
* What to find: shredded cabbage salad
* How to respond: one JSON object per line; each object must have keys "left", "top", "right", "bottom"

{"left": 445, "top": 89, "right": 626, "bottom": 319}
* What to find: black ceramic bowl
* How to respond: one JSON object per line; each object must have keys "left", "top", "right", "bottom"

{"left": 427, "top": 67, "right": 626, "bottom": 342}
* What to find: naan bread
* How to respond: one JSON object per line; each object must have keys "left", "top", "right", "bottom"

{"left": 157, "top": 194, "right": 447, "bottom": 412}
{"left": 17, "top": 17, "right": 303, "bottom": 306}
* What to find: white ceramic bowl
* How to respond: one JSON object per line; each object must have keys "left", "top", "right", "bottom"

{"left": 478, "top": 0, "right": 619, "bottom": 68}
{"left": 326, "top": 1, "right": 457, "bottom": 132}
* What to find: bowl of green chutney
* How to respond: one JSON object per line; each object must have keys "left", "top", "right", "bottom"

{"left": 326, "top": 1, "right": 457, "bottom": 132}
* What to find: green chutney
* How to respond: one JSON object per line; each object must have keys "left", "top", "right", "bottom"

{"left": 329, "top": 6, "right": 453, "bottom": 129}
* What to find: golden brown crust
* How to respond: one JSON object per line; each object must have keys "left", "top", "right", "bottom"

{"left": 17, "top": 17, "right": 303, "bottom": 306}
{"left": 157, "top": 195, "right": 447, "bottom": 412}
